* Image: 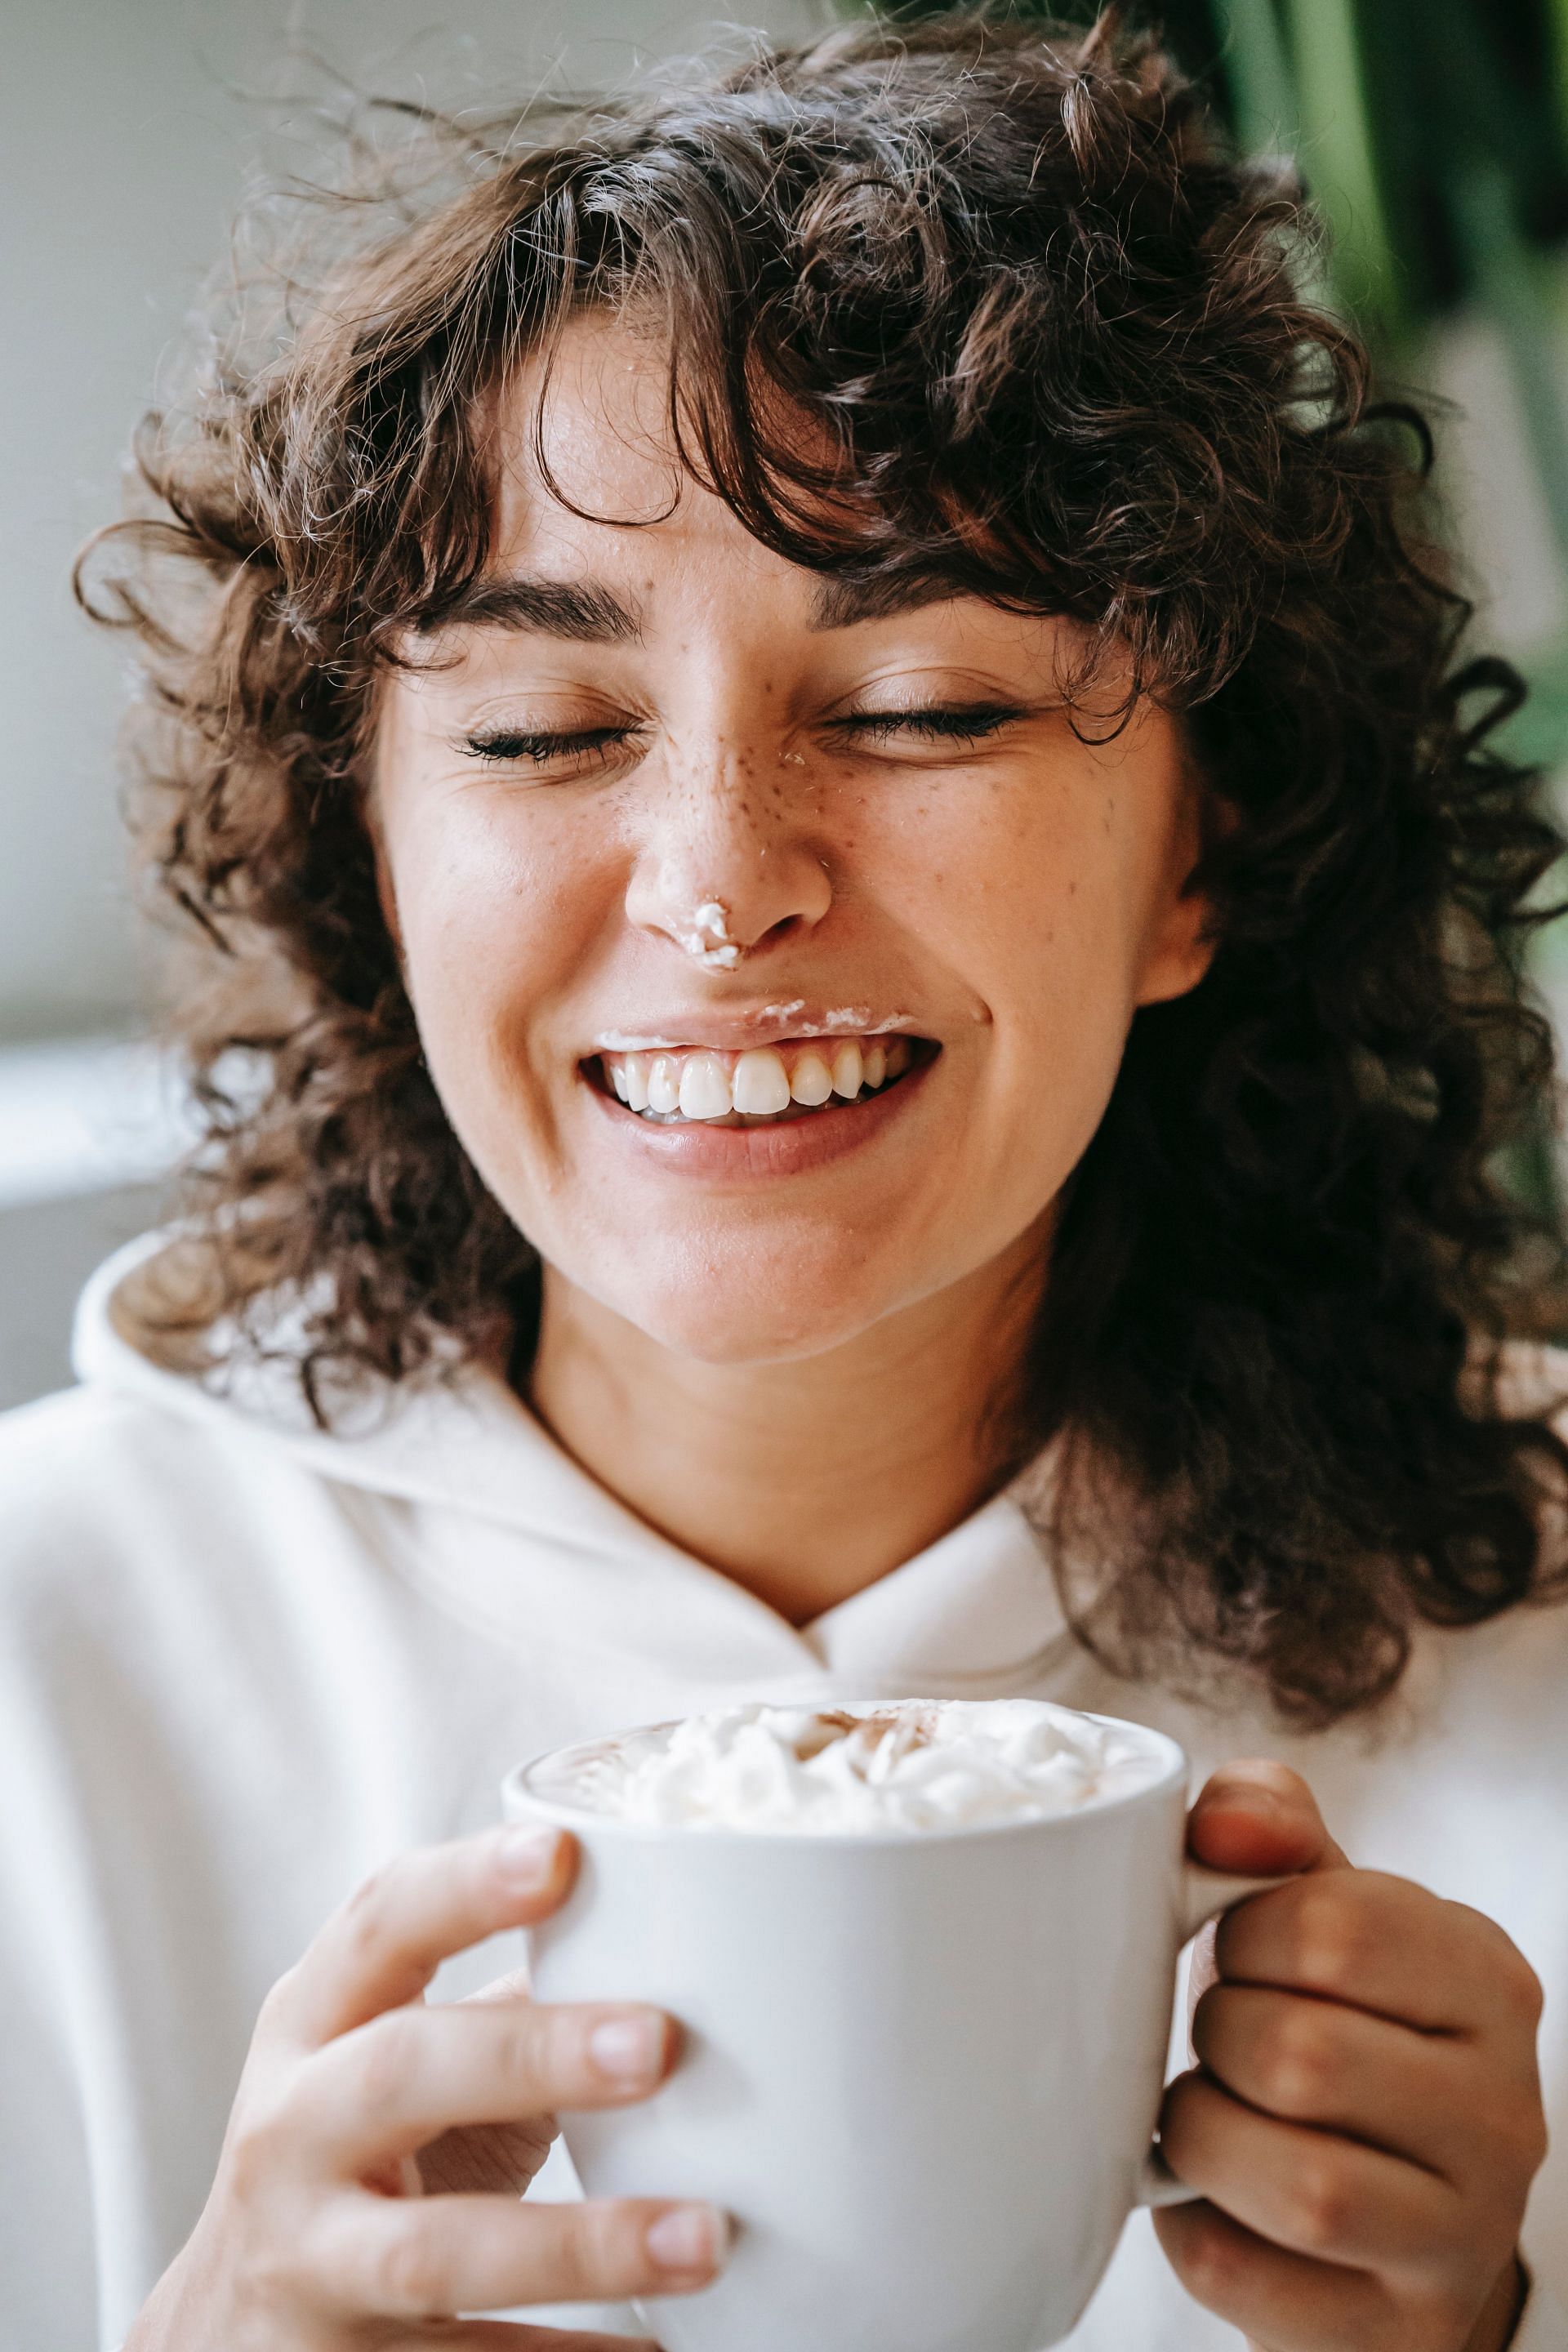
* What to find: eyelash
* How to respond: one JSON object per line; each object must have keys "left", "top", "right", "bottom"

{"left": 464, "top": 725, "right": 630, "bottom": 767}
{"left": 841, "top": 705, "right": 1021, "bottom": 746}
{"left": 461, "top": 706, "right": 1023, "bottom": 766}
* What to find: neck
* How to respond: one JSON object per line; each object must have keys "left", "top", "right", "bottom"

{"left": 524, "top": 1233, "right": 1049, "bottom": 1624}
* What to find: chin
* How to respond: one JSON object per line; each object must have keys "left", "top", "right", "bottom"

{"left": 606, "top": 1267, "right": 895, "bottom": 1367}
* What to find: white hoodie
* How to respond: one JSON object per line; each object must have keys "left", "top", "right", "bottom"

{"left": 2, "top": 1230, "right": 1566, "bottom": 2350}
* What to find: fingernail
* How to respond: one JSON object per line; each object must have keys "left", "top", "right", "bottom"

{"left": 1200, "top": 1779, "right": 1285, "bottom": 1821}
{"left": 497, "top": 1827, "right": 559, "bottom": 1890}
{"left": 645, "top": 2203, "right": 728, "bottom": 2274}
{"left": 589, "top": 2012, "right": 666, "bottom": 2082}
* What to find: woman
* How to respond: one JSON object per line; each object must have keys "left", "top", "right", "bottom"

{"left": 5, "top": 7, "right": 1566, "bottom": 2347}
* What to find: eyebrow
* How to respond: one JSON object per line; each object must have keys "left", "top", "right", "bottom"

{"left": 416, "top": 577, "right": 643, "bottom": 643}
{"left": 805, "top": 573, "right": 964, "bottom": 630}
{"left": 417, "top": 568, "right": 964, "bottom": 643}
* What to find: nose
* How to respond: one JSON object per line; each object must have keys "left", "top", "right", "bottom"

{"left": 624, "top": 733, "right": 834, "bottom": 968}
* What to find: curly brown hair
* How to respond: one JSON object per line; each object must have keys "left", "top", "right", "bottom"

{"left": 79, "top": 5, "right": 1568, "bottom": 1725}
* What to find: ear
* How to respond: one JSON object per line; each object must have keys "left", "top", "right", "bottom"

{"left": 1134, "top": 755, "right": 1216, "bottom": 1009}
{"left": 1134, "top": 878, "right": 1215, "bottom": 1008}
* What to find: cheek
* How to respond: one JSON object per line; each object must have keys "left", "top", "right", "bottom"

{"left": 395, "top": 800, "right": 568, "bottom": 1000}
{"left": 858, "top": 779, "right": 1156, "bottom": 1251}
{"left": 386, "top": 800, "right": 608, "bottom": 1145}
{"left": 889, "top": 779, "right": 1150, "bottom": 1058}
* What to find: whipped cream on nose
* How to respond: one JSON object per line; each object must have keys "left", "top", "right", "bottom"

{"left": 673, "top": 898, "right": 742, "bottom": 969}
{"left": 528, "top": 1700, "right": 1167, "bottom": 1834}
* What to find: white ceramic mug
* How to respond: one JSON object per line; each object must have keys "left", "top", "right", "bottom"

{"left": 501, "top": 1708, "right": 1288, "bottom": 2352}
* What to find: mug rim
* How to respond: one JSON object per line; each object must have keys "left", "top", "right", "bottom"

{"left": 501, "top": 1704, "right": 1190, "bottom": 1848}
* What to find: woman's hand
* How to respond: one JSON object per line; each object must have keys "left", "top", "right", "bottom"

{"left": 1155, "top": 1762, "right": 1547, "bottom": 2352}
{"left": 124, "top": 1824, "right": 724, "bottom": 2350}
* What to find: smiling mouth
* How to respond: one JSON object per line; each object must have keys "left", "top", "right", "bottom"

{"left": 586, "top": 1034, "right": 936, "bottom": 1125}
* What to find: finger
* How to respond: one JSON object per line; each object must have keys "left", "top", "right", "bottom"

{"left": 1215, "top": 1869, "right": 1538, "bottom": 2037}
{"left": 1192, "top": 1981, "right": 1480, "bottom": 2177}
{"left": 1160, "top": 2067, "right": 1460, "bottom": 2270}
{"left": 1188, "top": 1761, "right": 1351, "bottom": 1878}
{"left": 498, "top": 2338, "right": 661, "bottom": 2351}
{"left": 322, "top": 2189, "right": 728, "bottom": 2319}
{"left": 425, "top": 2332, "right": 660, "bottom": 2350}
{"left": 415, "top": 2111, "right": 559, "bottom": 2198}
{"left": 381, "top": 2328, "right": 661, "bottom": 2350}
{"left": 458, "top": 1966, "right": 535, "bottom": 2005}
{"left": 269, "top": 1829, "right": 577, "bottom": 2048}
{"left": 1153, "top": 2198, "right": 1396, "bottom": 2352}
{"left": 301, "top": 1998, "right": 679, "bottom": 2172}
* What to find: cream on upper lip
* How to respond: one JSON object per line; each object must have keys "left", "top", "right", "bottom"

{"left": 591, "top": 1009, "right": 918, "bottom": 1054}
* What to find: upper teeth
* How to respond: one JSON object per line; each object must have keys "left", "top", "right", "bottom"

{"left": 600, "top": 1034, "right": 914, "bottom": 1121}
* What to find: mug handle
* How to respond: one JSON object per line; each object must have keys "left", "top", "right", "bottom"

{"left": 1136, "top": 1860, "right": 1299, "bottom": 2210}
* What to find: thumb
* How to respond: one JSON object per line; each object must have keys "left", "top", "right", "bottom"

{"left": 1187, "top": 1757, "right": 1351, "bottom": 1878}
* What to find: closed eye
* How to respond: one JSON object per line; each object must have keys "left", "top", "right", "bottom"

{"left": 827, "top": 703, "right": 1025, "bottom": 746}
{"left": 461, "top": 724, "right": 643, "bottom": 767}
{"left": 459, "top": 703, "right": 1026, "bottom": 768}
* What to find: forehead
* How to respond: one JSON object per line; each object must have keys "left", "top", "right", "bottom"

{"left": 478, "top": 312, "right": 990, "bottom": 642}
{"left": 489, "top": 313, "right": 773, "bottom": 584}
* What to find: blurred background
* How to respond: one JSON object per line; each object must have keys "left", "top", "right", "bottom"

{"left": 4, "top": 0, "right": 1568, "bottom": 1407}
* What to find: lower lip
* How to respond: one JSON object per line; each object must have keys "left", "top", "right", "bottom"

{"left": 581, "top": 1056, "right": 937, "bottom": 1179}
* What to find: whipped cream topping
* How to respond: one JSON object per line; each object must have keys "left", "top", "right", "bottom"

{"left": 527, "top": 1699, "right": 1168, "bottom": 1835}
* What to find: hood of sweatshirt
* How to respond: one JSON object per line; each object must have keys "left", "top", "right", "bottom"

{"left": 70, "top": 1228, "right": 1078, "bottom": 1698}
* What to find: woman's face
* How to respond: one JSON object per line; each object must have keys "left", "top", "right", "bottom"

{"left": 372, "top": 314, "right": 1212, "bottom": 1365}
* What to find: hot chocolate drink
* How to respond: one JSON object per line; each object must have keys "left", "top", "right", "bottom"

{"left": 505, "top": 1699, "right": 1278, "bottom": 2352}
{"left": 524, "top": 1698, "right": 1166, "bottom": 1835}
